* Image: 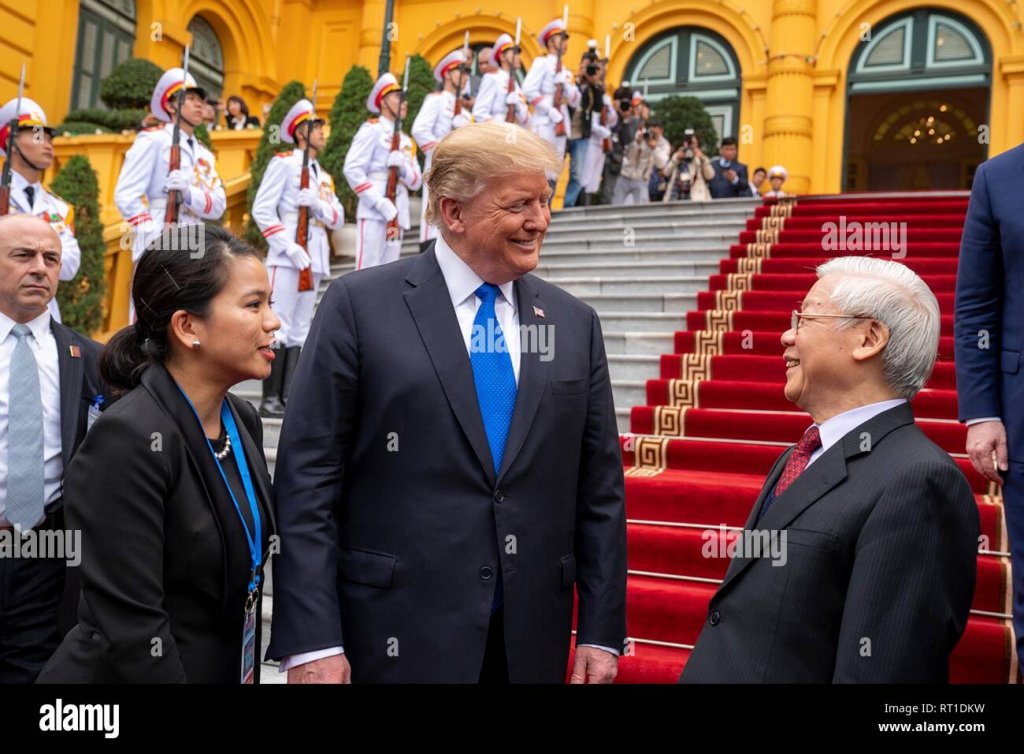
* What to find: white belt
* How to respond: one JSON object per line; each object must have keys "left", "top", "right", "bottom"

{"left": 368, "top": 171, "right": 390, "bottom": 181}
{"left": 281, "top": 210, "right": 325, "bottom": 229}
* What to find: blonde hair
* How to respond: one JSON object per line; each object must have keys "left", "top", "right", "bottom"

{"left": 424, "top": 122, "right": 561, "bottom": 226}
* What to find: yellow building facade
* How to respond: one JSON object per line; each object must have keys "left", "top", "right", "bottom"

{"left": 3, "top": 0, "right": 1024, "bottom": 331}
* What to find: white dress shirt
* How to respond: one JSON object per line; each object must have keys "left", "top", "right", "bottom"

{"left": 805, "top": 398, "right": 908, "bottom": 470}
{"left": 0, "top": 309, "right": 63, "bottom": 527}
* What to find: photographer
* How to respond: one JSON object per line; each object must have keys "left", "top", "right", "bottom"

{"left": 612, "top": 118, "right": 670, "bottom": 205}
{"left": 564, "top": 44, "right": 607, "bottom": 207}
{"left": 599, "top": 86, "right": 634, "bottom": 204}
{"left": 661, "top": 129, "right": 714, "bottom": 202}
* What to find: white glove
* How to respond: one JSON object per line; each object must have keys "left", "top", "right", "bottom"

{"left": 505, "top": 91, "right": 521, "bottom": 106}
{"left": 452, "top": 113, "right": 470, "bottom": 129}
{"left": 297, "top": 187, "right": 319, "bottom": 207}
{"left": 374, "top": 196, "right": 398, "bottom": 222}
{"left": 548, "top": 107, "right": 564, "bottom": 125}
{"left": 560, "top": 69, "right": 575, "bottom": 87}
{"left": 386, "top": 151, "right": 407, "bottom": 169}
{"left": 283, "top": 241, "right": 312, "bottom": 270}
{"left": 592, "top": 123, "right": 611, "bottom": 140}
{"left": 164, "top": 168, "right": 191, "bottom": 193}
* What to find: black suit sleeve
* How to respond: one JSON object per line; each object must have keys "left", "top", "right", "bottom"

{"left": 267, "top": 279, "right": 359, "bottom": 660}
{"left": 64, "top": 405, "right": 188, "bottom": 682}
{"left": 831, "top": 460, "right": 979, "bottom": 682}
{"left": 574, "top": 308, "right": 628, "bottom": 649}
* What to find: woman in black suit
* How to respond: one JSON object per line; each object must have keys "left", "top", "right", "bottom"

{"left": 38, "top": 225, "right": 280, "bottom": 683}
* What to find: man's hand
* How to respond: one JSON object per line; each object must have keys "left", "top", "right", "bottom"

{"left": 966, "top": 420, "right": 1008, "bottom": 484}
{"left": 569, "top": 646, "right": 618, "bottom": 684}
{"left": 287, "top": 654, "right": 351, "bottom": 684}
{"left": 724, "top": 168, "right": 737, "bottom": 182}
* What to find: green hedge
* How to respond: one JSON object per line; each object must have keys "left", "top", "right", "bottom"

{"left": 651, "top": 96, "right": 719, "bottom": 156}
{"left": 99, "top": 58, "right": 163, "bottom": 110}
{"left": 51, "top": 155, "right": 106, "bottom": 335}
{"left": 321, "top": 66, "right": 373, "bottom": 221}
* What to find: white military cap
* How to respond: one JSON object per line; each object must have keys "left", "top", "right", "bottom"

{"left": 0, "top": 97, "right": 53, "bottom": 156}
{"left": 434, "top": 50, "right": 467, "bottom": 84}
{"left": 150, "top": 67, "right": 207, "bottom": 123}
{"left": 366, "top": 73, "right": 401, "bottom": 115}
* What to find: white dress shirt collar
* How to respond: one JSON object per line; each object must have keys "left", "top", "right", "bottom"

{"left": 808, "top": 398, "right": 907, "bottom": 465}
{"left": 433, "top": 233, "right": 517, "bottom": 313}
{"left": 0, "top": 308, "right": 51, "bottom": 346}
{"left": 10, "top": 170, "right": 41, "bottom": 208}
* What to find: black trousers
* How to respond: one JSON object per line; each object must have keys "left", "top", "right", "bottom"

{"left": 0, "top": 512, "right": 66, "bottom": 683}
{"left": 478, "top": 608, "right": 509, "bottom": 684}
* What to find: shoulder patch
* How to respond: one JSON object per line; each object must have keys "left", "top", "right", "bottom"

{"left": 274, "top": 149, "right": 295, "bottom": 158}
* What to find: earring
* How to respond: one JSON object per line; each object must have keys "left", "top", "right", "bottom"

{"left": 191, "top": 340, "right": 200, "bottom": 350}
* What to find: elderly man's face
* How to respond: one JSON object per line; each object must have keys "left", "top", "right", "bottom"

{"left": 780, "top": 276, "right": 873, "bottom": 419}
{"left": 455, "top": 170, "right": 551, "bottom": 284}
{"left": 0, "top": 216, "right": 61, "bottom": 322}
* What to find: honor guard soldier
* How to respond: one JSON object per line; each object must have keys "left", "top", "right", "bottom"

{"left": 114, "top": 67, "right": 225, "bottom": 292}
{"left": 0, "top": 98, "right": 80, "bottom": 323}
{"left": 523, "top": 18, "right": 579, "bottom": 193}
{"left": 251, "top": 99, "right": 344, "bottom": 417}
{"left": 411, "top": 49, "right": 471, "bottom": 251}
{"left": 472, "top": 33, "right": 529, "bottom": 127}
{"left": 343, "top": 73, "right": 422, "bottom": 270}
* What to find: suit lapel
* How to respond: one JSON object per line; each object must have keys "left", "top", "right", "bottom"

{"left": 497, "top": 274, "right": 550, "bottom": 480}
{"left": 403, "top": 246, "right": 496, "bottom": 485}
{"left": 51, "top": 321, "right": 83, "bottom": 467}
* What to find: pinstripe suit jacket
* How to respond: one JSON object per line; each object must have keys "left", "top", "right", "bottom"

{"left": 680, "top": 402, "right": 979, "bottom": 683}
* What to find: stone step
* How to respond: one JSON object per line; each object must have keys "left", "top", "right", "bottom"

{"left": 580, "top": 293, "right": 696, "bottom": 314}
{"left": 589, "top": 311, "right": 687, "bottom": 333}
{"left": 533, "top": 260, "right": 721, "bottom": 279}
{"left": 602, "top": 331, "right": 676, "bottom": 355}
{"left": 608, "top": 353, "right": 661, "bottom": 381}
{"left": 612, "top": 380, "right": 646, "bottom": 413}
{"left": 546, "top": 276, "right": 708, "bottom": 297}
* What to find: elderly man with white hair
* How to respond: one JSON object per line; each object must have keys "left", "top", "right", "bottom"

{"left": 681, "top": 256, "right": 980, "bottom": 683}
{"left": 268, "top": 121, "right": 627, "bottom": 684}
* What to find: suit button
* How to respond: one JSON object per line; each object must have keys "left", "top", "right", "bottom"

{"left": 479, "top": 566, "right": 493, "bottom": 581}
{"left": 493, "top": 489, "right": 504, "bottom": 503}
{"left": 708, "top": 610, "right": 721, "bottom": 626}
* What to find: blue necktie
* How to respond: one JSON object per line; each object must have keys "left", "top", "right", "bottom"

{"left": 7, "top": 324, "right": 45, "bottom": 531}
{"left": 470, "top": 284, "right": 517, "bottom": 614}
{"left": 470, "top": 284, "right": 517, "bottom": 474}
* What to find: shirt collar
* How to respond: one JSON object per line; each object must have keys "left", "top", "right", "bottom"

{"left": 0, "top": 308, "right": 51, "bottom": 345}
{"left": 434, "top": 234, "right": 516, "bottom": 313}
{"left": 10, "top": 170, "right": 40, "bottom": 193}
{"left": 813, "top": 398, "right": 908, "bottom": 455}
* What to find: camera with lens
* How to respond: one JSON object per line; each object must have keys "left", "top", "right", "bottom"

{"left": 681, "top": 128, "right": 697, "bottom": 161}
{"left": 585, "top": 63, "right": 600, "bottom": 76}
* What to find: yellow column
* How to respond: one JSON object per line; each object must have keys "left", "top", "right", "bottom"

{"left": 358, "top": 0, "right": 388, "bottom": 75}
{"left": 762, "top": 0, "right": 816, "bottom": 195}
{"left": 564, "top": 0, "right": 595, "bottom": 62}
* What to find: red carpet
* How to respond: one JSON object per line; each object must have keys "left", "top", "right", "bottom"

{"left": 600, "top": 193, "right": 1020, "bottom": 684}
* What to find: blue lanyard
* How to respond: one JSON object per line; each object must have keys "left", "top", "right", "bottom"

{"left": 178, "top": 389, "right": 263, "bottom": 594}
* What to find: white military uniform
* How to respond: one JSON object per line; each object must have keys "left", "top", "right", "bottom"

{"left": 114, "top": 122, "right": 225, "bottom": 263}
{"left": 0, "top": 97, "right": 80, "bottom": 322}
{"left": 343, "top": 116, "right": 421, "bottom": 269}
{"left": 411, "top": 89, "right": 470, "bottom": 243}
{"left": 523, "top": 54, "right": 580, "bottom": 179}
{"left": 579, "top": 93, "right": 617, "bottom": 194}
{"left": 252, "top": 149, "right": 343, "bottom": 347}
{"left": 473, "top": 70, "right": 529, "bottom": 126}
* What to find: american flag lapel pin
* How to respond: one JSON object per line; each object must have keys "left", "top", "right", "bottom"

{"left": 533, "top": 305, "right": 545, "bottom": 319}
{"left": 69, "top": 345, "right": 81, "bottom": 358}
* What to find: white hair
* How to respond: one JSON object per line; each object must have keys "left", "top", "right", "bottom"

{"left": 816, "top": 256, "right": 940, "bottom": 400}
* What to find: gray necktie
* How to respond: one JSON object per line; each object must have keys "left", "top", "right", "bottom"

{"left": 7, "top": 324, "right": 44, "bottom": 531}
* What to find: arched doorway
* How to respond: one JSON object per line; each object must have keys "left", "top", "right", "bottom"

{"left": 187, "top": 15, "right": 225, "bottom": 97}
{"left": 844, "top": 9, "right": 990, "bottom": 191}
{"left": 623, "top": 27, "right": 741, "bottom": 143}
{"left": 71, "top": 0, "right": 136, "bottom": 110}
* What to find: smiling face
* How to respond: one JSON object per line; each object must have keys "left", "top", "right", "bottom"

{"left": 781, "top": 276, "right": 883, "bottom": 422}
{"left": 0, "top": 214, "right": 61, "bottom": 322}
{"left": 187, "top": 255, "right": 281, "bottom": 384}
{"left": 441, "top": 170, "right": 551, "bottom": 284}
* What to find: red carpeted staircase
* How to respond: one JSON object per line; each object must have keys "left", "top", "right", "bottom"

{"left": 599, "top": 193, "right": 1019, "bottom": 684}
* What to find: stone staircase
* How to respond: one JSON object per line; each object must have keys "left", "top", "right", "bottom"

{"left": 238, "top": 197, "right": 761, "bottom": 681}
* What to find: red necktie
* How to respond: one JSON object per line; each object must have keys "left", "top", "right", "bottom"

{"left": 772, "top": 426, "right": 822, "bottom": 498}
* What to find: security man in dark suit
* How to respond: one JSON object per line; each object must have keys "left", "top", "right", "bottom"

{"left": 0, "top": 214, "right": 107, "bottom": 683}
{"left": 707, "top": 135, "right": 750, "bottom": 199}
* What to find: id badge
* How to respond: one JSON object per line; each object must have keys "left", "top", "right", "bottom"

{"left": 241, "top": 592, "right": 258, "bottom": 684}
{"left": 86, "top": 399, "right": 103, "bottom": 431}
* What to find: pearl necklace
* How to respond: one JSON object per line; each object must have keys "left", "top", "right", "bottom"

{"left": 213, "top": 432, "right": 232, "bottom": 461}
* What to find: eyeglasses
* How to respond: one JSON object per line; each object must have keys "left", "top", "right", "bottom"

{"left": 790, "top": 310, "right": 873, "bottom": 332}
